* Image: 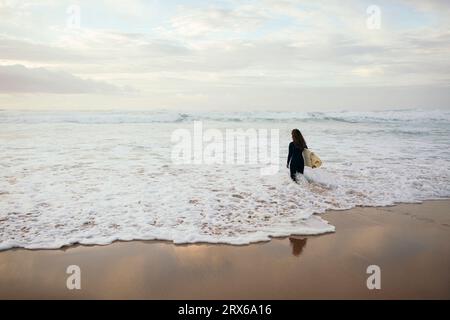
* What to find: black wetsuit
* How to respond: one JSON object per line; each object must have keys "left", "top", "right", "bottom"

{"left": 287, "top": 142, "right": 307, "bottom": 182}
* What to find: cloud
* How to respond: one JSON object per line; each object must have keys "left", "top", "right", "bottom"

{"left": 169, "top": 5, "right": 269, "bottom": 37}
{"left": 0, "top": 36, "right": 83, "bottom": 63}
{"left": 0, "top": 0, "right": 449, "bottom": 109}
{"left": 0, "top": 64, "right": 124, "bottom": 93}
{"left": 399, "top": 0, "right": 450, "bottom": 14}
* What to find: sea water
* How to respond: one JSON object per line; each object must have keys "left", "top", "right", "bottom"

{"left": 1, "top": 109, "right": 449, "bottom": 250}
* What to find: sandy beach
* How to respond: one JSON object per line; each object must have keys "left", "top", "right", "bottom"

{"left": 0, "top": 200, "right": 449, "bottom": 299}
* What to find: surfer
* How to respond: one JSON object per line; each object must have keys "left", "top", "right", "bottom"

{"left": 287, "top": 129, "right": 308, "bottom": 182}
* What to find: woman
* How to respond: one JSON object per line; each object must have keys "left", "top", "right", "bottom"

{"left": 287, "top": 129, "right": 308, "bottom": 182}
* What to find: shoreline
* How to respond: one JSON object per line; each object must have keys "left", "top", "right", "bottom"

{"left": 0, "top": 200, "right": 449, "bottom": 299}
{"left": 2, "top": 198, "right": 449, "bottom": 252}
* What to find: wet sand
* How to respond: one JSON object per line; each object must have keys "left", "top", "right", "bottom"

{"left": 0, "top": 200, "right": 449, "bottom": 299}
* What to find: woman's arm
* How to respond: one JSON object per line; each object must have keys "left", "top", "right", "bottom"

{"left": 287, "top": 143, "right": 293, "bottom": 168}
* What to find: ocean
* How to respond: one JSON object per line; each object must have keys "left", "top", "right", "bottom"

{"left": 1, "top": 109, "right": 449, "bottom": 250}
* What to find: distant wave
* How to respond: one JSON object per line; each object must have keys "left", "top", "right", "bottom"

{"left": 1, "top": 110, "right": 449, "bottom": 124}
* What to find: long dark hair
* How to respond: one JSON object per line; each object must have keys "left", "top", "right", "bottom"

{"left": 292, "top": 129, "right": 307, "bottom": 149}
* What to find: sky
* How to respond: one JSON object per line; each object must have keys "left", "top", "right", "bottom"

{"left": 0, "top": 0, "right": 449, "bottom": 111}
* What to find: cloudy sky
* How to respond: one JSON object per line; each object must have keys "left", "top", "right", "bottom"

{"left": 0, "top": 0, "right": 449, "bottom": 111}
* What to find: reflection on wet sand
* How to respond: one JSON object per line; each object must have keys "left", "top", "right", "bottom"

{"left": 289, "top": 237, "right": 307, "bottom": 257}
{"left": 0, "top": 201, "right": 449, "bottom": 299}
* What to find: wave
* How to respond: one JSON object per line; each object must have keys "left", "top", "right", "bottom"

{"left": 1, "top": 109, "right": 450, "bottom": 124}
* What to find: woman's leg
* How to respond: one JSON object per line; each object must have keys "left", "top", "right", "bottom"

{"left": 299, "top": 164, "right": 304, "bottom": 174}
{"left": 298, "top": 158, "right": 305, "bottom": 174}
{"left": 290, "top": 166, "right": 298, "bottom": 182}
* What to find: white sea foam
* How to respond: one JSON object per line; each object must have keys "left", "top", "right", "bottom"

{"left": 0, "top": 110, "right": 449, "bottom": 250}
{"left": 1, "top": 109, "right": 450, "bottom": 124}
